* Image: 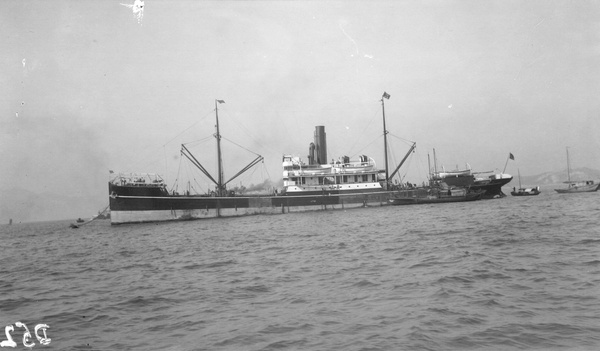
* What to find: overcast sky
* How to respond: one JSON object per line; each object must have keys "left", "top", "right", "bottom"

{"left": 2, "top": 0, "right": 599, "bottom": 209}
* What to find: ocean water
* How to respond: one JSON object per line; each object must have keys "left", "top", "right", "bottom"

{"left": 1, "top": 191, "right": 599, "bottom": 350}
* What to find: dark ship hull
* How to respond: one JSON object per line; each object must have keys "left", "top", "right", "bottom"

{"left": 433, "top": 172, "right": 513, "bottom": 199}
{"left": 389, "top": 189, "right": 483, "bottom": 205}
{"left": 469, "top": 175, "right": 513, "bottom": 198}
{"left": 109, "top": 182, "right": 394, "bottom": 224}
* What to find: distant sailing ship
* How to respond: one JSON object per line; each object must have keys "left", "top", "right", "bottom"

{"left": 554, "top": 147, "right": 600, "bottom": 193}
{"left": 108, "top": 93, "right": 413, "bottom": 224}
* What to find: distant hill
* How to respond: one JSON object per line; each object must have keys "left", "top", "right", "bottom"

{"left": 514, "top": 167, "right": 600, "bottom": 187}
{"left": 0, "top": 187, "right": 106, "bottom": 224}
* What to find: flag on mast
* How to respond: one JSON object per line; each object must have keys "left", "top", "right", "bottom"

{"left": 216, "top": 100, "right": 225, "bottom": 104}
{"left": 509, "top": 153, "right": 515, "bottom": 160}
{"left": 382, "top": 92, "right": 390, "bottom": 99}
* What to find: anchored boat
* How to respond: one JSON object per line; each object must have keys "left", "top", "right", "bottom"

{"left": 511, "top": 169, "right": 540, "bottom": 196}
{"left": 554, "top": 147, "right": 600, "bottom": 194}
{"left": 511, "top": 186, "right": 541, "bottom": 196}
{"left": 109, "top": 93, "right": 412, "bottom": 224}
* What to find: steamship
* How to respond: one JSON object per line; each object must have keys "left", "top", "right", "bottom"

{"left": 109, "top": 94, "right": 407, "bottom": 225}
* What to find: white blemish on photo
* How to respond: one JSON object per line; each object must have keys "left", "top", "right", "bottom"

{"left": 121, "top": 0, "right": 144, "bottom": 25}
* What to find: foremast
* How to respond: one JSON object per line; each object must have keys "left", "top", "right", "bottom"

{"left": 179, "top": 99, "right": 264, "bottom": 202}
{"left": 215, "top": 99, "right": 226, "bottom": 196}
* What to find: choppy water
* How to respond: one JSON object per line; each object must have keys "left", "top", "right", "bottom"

{"left": 1, "top": 191, "right": 600, "bottom": 350}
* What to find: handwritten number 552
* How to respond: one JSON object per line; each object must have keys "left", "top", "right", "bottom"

{"left": 0, "top": 323, "right": 50, "bottom": 348}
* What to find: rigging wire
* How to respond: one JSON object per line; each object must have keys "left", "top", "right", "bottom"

{"left": 176, "top": 132, "right": 267, "bottom": 191}
{"left": 218, "top": 107, "right": 279, "bottom": 156}
{"left": 412, "top": 147, "right": 429, "bottom": 184}
{"left": 261, "top": 159, "right": 272, "bottom": 182}
{"left": 221, "top": 136, "right": 262, "bottom": 157}
{"left": 348, "top": 134, "right": 382, "bottom": 159}
{"left": 346, "top": 105, "right": 381, "bottom": 157}
{"left": 169, "top": 157, "right": 183, "bottom": 193}
{"left": 182, "top": 135, "right": 215, "bottom": 148}
{"left": 119, "top": 108, "right": 215, "bottom": 174}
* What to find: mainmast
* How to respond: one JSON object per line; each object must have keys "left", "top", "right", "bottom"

{"left": 381, "top": 92, "right": 390, "bottom": 190}
{"left": 215, "top": 99, "right": 225, "bottom": 196}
